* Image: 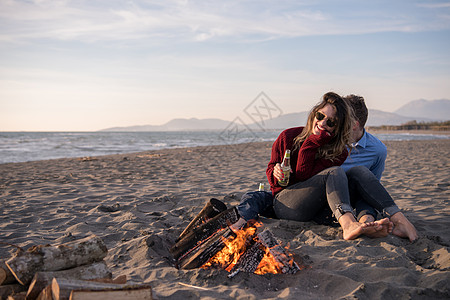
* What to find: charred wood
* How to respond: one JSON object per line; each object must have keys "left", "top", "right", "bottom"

{"left": 170, "top": 207, "right": 239, "bottom": 260}
{"left": 177, "top": 227, "right": 236, "bottom": 270}
{"left": 229, "top": 240, "right": 266, "bottom": 275}
{"left": 177, "top": 198, "right": 227, "bottom": 241}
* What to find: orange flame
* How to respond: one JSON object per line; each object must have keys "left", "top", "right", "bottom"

{"left": 254, "top": 244, "right": 297, "bottom": 274}
{"left": 201, "top": 222, "right": 298, "bottom": 275}
{"left": 254, "top": 249, "right": 282, "bottom": 274}
{"left": 202, "top": 225, "right": 257, "bottom": 271}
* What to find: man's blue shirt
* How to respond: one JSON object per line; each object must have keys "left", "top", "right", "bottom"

{"left": 341, "top": 130, "right": 387, "bottom": 180}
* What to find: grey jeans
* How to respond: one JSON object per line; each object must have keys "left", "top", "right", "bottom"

{"left": 346, "top": 166, "right": 400, "bottom": 218}
{"left": 273, "top": 166, "right": 354, "bottom": 222}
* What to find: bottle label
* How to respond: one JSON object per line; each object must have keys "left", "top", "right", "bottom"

{"left": 278, "top": 169, "right": 290, "bottom": 186}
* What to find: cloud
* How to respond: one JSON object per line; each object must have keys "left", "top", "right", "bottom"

{"left": 1, "top": 0, "right": 450, "bottom": 45}
{"left": 417, "top": 2, "right": 450, "bottom": 9}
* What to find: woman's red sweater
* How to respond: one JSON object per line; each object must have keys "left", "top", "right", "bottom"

{"left": 266, "top": 127, "right": 348, "bottom": 196}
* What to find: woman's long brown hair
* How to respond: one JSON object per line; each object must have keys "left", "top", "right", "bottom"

{"left": 293, "top": 92, "right": 354, "bottom": 160}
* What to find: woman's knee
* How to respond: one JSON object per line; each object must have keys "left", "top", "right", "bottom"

{"left": 324, "top": 166, "right": 348, "bottom": 186}
{"left": 273, "top": 200, "right": 311, "bottom": 221}
{"left": 326, "top": 166, "right": 346, "bottom": 176}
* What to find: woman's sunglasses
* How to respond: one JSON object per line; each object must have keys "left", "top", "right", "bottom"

{"left": 315, "top": 111, "right": 336, "bottom": 128}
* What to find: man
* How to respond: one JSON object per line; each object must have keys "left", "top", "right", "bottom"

{"left": 341, "top": 94, "right": 387, "bottom": 180}
{"left": 340, "top": 95, "right": 391, "bottom": 237}
{"left": 339, "top": 94, "right": 417, "bottom": 241}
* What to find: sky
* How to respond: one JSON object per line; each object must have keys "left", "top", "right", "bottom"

{"left": 1, "top": 0, "right": 450, "bottom": 131}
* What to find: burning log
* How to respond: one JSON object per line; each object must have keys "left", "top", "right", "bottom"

{"left": 26, "top": 261, "right": 112, "bottom": 300}
{"left": 171, "top": 203, "right": 301, "bottom": 276}
{"left": 177, "top": 198, "right": 227, "bottom": 241}
{"left": 256, "top": 229, "right": 300, "bottom": 274}
{"left": 6, "top": 235, "right": 108, "bottom": 285}
{"left": 177, "top": 227, "right": 236, "bottom": 270}
{"left": 228, "top": 240, "right": 266, "bottom": 275}
{"left": 203, "top": 227, "right": 300, "bottom": 276}
{"left": 170, "top": 207, "right": 239, "bottom": 260}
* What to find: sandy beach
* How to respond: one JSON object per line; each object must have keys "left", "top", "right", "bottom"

{"left": 1, "top": 139, "right": 449, "bottom": 299}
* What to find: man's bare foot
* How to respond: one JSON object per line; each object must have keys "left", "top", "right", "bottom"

{"left": 390, "top": 212, "right": 418, "bottom": 242}
{"left": 359, "top": 215, "right": 393, "bottom": 238}
{"left": 359, "top": 216, "right": 393, "bottom": 238}
{"left": 339, "top": 213, "right": 378, "bottom": 240}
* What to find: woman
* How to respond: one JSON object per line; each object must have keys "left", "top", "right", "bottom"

{"left": 267, "top": 92, "right": 385, "bottom": 240}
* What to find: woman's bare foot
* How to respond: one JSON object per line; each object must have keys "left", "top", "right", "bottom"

{"left": 339, "top": 213, "right": 378, "bottom": 240}
{"left": 359, "top": 215, "right": 393, "bottom": 238}
{"left": 230, "top": 217, "right": 247, "bottom": 232}
{"left": 390, "top": 212, "right": 418, "bottom": 242}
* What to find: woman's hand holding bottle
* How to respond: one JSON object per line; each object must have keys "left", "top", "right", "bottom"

{"left": 273, "top": 163, "right": 284, "bottom": 182}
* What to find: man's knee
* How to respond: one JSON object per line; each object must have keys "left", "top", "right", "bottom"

{"left": 346, "top": 165, "right": 371, "bottom": 178}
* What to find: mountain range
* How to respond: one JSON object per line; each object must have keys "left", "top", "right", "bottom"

{"left": 101, "top": 99, "right": 450, "bottom": 131}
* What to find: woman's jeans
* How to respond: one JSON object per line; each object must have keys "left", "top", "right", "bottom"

{"left": 273, "top": 167, "right": 354, "bottom": 222}
{"left": 237, "top": 165, "right": 401, "bottom": 223}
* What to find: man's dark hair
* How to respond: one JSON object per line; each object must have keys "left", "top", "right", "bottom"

{"left": 344, "top": 94, "right": 368, "bottom": 128}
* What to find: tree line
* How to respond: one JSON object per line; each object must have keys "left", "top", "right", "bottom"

{"left": 368, "top": 120, "right": 450, "bottom": 131}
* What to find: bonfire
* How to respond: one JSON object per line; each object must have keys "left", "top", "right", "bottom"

{"left": 170, "top": 199, "right": 301, "bottom": 276}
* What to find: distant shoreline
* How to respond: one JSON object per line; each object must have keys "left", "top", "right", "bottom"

{"left": 367, "top": 128, "right": 450, "bottom": 136}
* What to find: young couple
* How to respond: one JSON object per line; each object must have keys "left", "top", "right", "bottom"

{"left": 234, "top": 92, "right": 418, "bottom": 241}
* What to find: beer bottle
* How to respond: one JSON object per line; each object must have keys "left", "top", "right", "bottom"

{"left": 278, "top": 150, "right": 291, "bottom": 187}
{"left": 258, "top": 183, "right": 265, "bottom": 191}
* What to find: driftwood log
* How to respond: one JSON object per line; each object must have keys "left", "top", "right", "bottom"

{"left": 6, "top": 235, "right": 107, "bottom": 285}
{"left": 170, "top": 207, "right": 239, "bottom": 260}
{"left": 177, "top": 198, "right": 227, "bottom": 241}
{"left": 0, "top": 284, "right": 26, "bottom": 300}
{"left": 69, "top": 285, "right": 153, "bottom": 300}
{"left": 1, "top": 260, "right": 17, "bottom": 286}
{"left": 6, "top": 291, "right": 26, "bottom": 300}
{"left": 36, "top": 285, "right": 52, "bottom": 300}
{"left": 50, "top": 278, "right": 152, "bottom": 300}
{"left": 26, "top": 261, "right": 111, "bottom": 300}
{"left": 6, "top": 291, "right": 27, "bottom": 300}
{"left": 89, "top": 274, "right": 127, "bottom": 284}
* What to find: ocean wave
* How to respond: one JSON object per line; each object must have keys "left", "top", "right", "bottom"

{"left": 0, "top": 131, "right": 448, "bottom": 164}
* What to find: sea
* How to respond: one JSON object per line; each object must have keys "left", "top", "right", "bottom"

{"left": 1, "top": 131, "right": 449, "bottom": 164}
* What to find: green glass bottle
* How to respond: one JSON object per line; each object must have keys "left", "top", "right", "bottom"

{"left": 278, "top": 150, "right": 291, "bottom": 187}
